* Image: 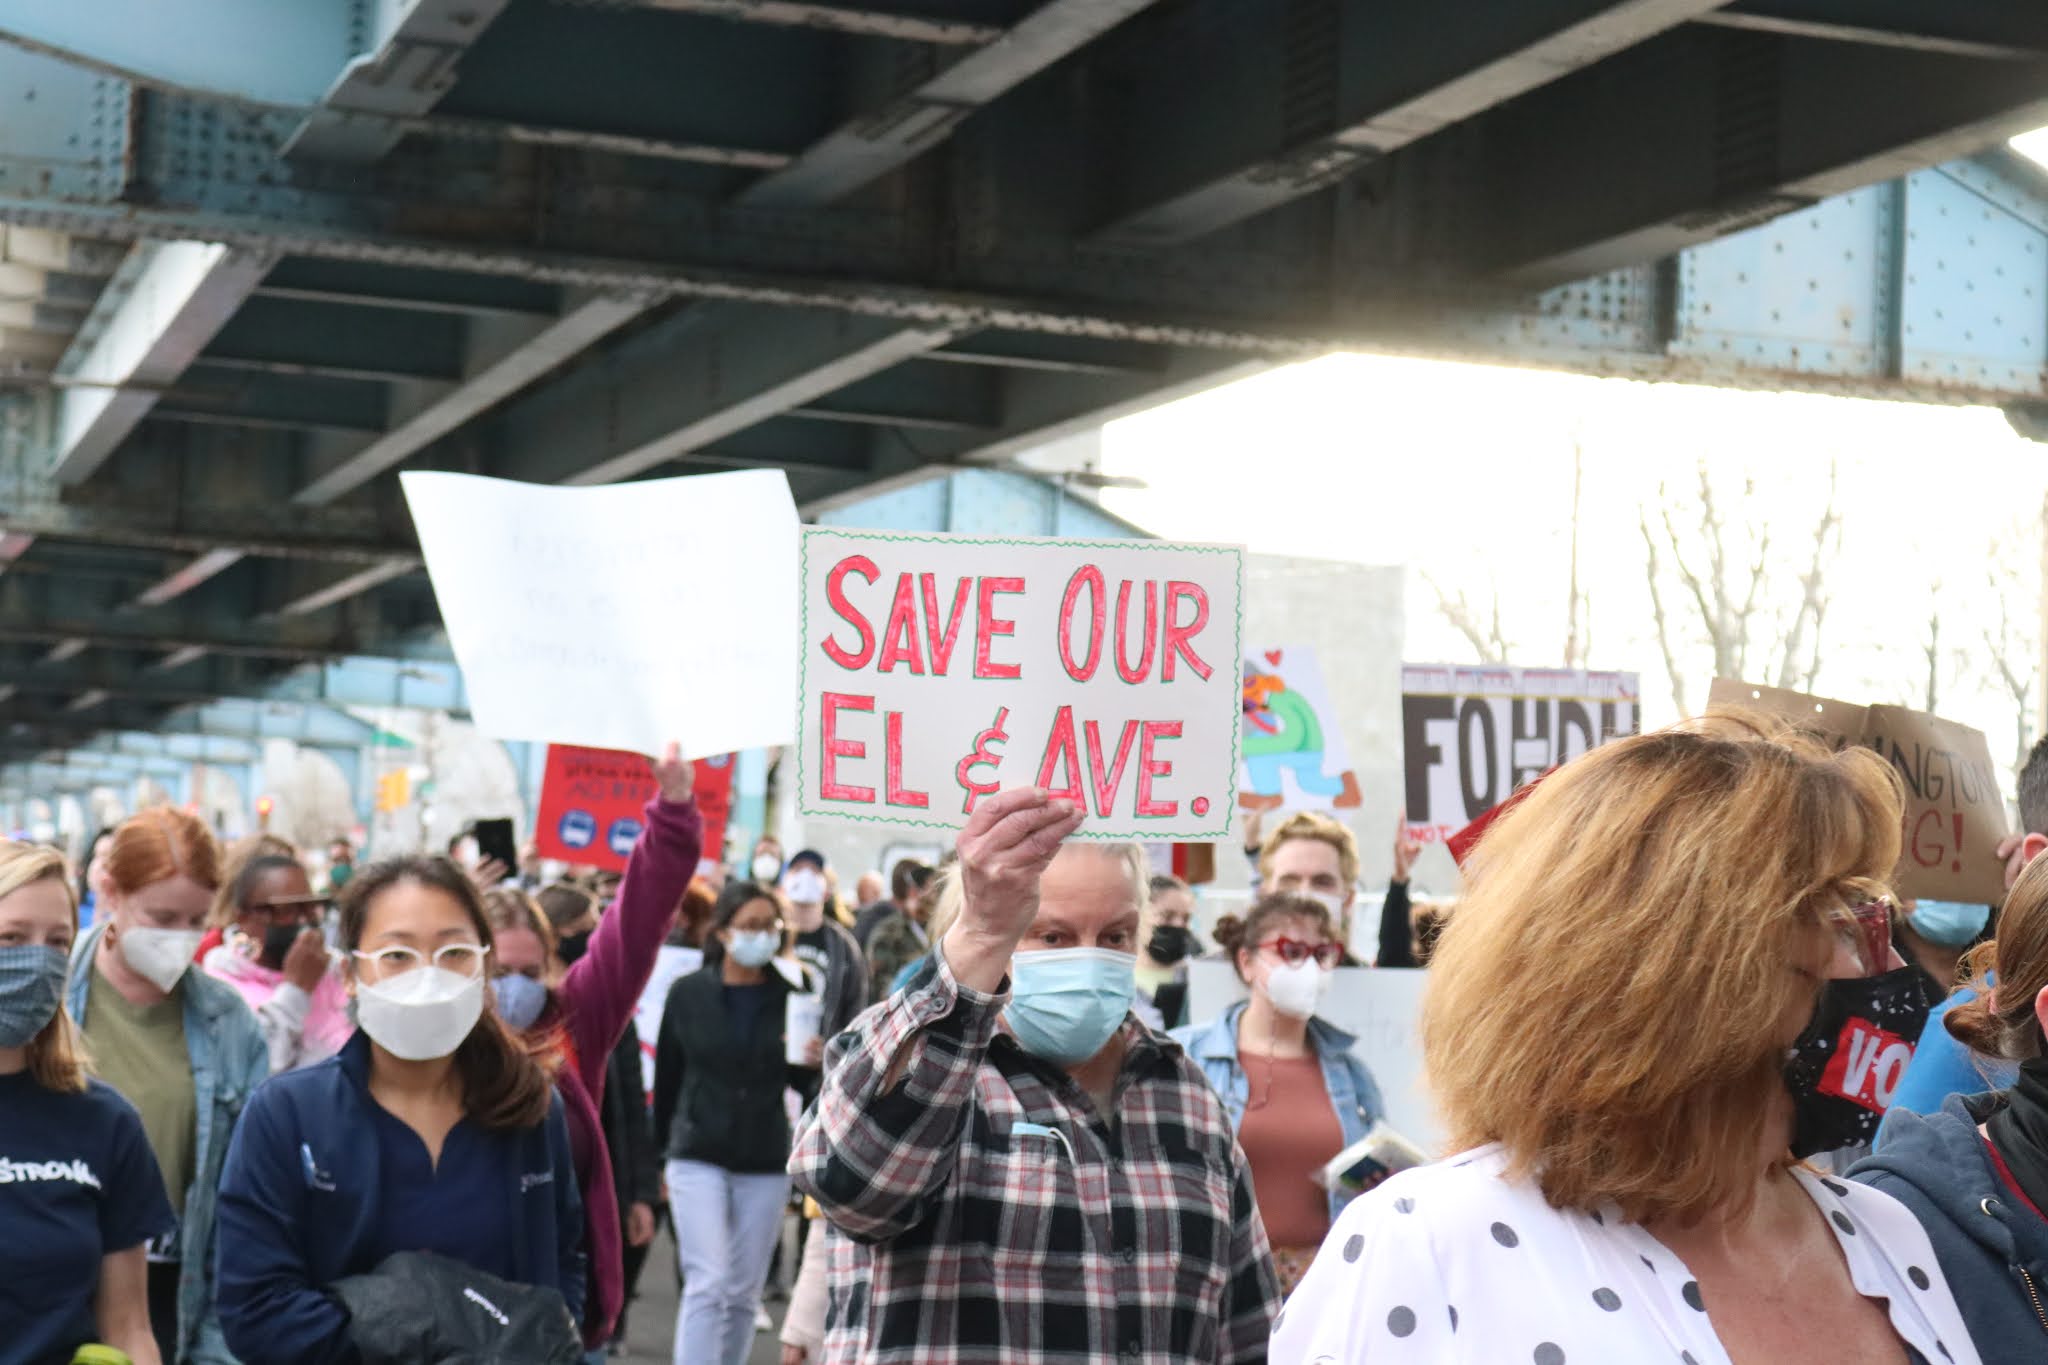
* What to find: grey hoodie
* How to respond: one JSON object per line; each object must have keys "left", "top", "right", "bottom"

{"left": 1853, "top": 1093, "right": 2048, "bottom": 1357}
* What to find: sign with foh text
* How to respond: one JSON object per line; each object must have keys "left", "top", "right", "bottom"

{"left": 1707, "top": 679, "right": 2010, "bottom": 903}
{"left": 797, "top": 528, "right": 1244, "bottom": 840}
{"left": 1401, "top": 665, "right": 1641, "bottom": 845}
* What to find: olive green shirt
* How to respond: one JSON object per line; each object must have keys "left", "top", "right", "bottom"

{"left": 84, "top": 966, "right": 197, "bottom": 1219}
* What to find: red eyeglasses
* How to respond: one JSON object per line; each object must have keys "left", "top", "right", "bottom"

{"left": 1257, "top": 937, "right": 1343, "bottom": 969}
{"left": 1835, "top": 899, "right": 1895, "bottom": 977}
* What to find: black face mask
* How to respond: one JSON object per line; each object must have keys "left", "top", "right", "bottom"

{"left": 260, "top": 920, "right": 310, "bottom": 971}
{"left": 557, "top": 930, "right": 592, "bottom": 967}
{"left": 1783, "top": 966, "right": 1932, "bottom": 1158}
{"left": 1147, "top": 925, "right": 1195, "bottom": 966}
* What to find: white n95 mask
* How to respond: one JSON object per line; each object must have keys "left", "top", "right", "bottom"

{"left": 356, "top": 967, "right": 485, "bottom": 1061}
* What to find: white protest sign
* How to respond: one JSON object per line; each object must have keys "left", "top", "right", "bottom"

{"left": 1187, "top": 959, "right": 1441, "bottom": 1154}
{"left": 401, "top": 470, "right": 799, "bottom": 759}
{"left": 797, "top": 527, "right": 1244, "bottom": 840}
{"left": 633, "top": 943, "right": 703, "bottom": 1098}
{"left": 1401, "top": 664, "right": 1640, "bottom": 845}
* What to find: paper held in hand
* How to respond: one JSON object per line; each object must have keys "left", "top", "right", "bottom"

{"left": 400, "top": 469, "right": 800, "bottom": 760}
{"left": 1707, "top": 678, "right": 2011, "bottom": 903}
{"left": 795, "top": 526, "right": 1245, "bottom": 840}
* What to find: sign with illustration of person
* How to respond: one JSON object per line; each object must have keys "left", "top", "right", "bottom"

{"left": 1238, "top": 645, "right": 1361, "bottom": 812}
{"left": 1401, "top": 664, "right": 1641, "bottom": 846}
{"left": 796, "top": 526, "right": 1245, "bottom": 840}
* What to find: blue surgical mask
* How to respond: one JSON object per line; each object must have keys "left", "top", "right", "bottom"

{"left": 1004, "top": 947, "right": 1136, "bottom": 1066}
{"left": 728, "top": 930, "right": 782, "bottom": 969}
{"left": 490, "top": 973, "right": 549, "bottom": 1032}
{"left": 1907, "top": 899, "right": 1991, "bottom": 948}
{"left": 0, "top": 944, "right": 68, "bottom": 1049}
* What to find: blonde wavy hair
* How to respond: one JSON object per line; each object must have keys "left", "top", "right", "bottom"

{"left": 0, "top": 842, "right": 91, "bottom": 1093}
{"left": 1423, "top": 714, "right": 1902, "bottom": 1225}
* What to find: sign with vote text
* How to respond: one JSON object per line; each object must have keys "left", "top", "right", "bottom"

{"left": 797, "top": 528, "right": 1243, "bottom": 839}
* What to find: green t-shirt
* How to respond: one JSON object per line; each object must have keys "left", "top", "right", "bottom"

{"left": 84, "top": 966, "right": 197, "bottom": 1219}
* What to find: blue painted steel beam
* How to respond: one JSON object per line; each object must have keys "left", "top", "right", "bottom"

{"left": 0, "top": 0, "right": 360, "bottom": 107}
{"left": 0, "top": 651, "right": 468, "bottom": 715}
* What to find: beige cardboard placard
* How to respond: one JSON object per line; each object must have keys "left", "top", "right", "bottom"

{"left": 1709, "top": 679, "right": 2009, "bottom": 903}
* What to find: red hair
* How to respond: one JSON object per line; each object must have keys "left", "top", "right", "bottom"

{"left": 104, "top": 807, "right": 223, "bottom": 897}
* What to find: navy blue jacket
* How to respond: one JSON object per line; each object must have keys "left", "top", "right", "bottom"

{"left": 213, "top": 1032, "right": 585, "bottom": 1365}
{"left": 1853, "top": 1092, "right": 2048, "bottom": 1356}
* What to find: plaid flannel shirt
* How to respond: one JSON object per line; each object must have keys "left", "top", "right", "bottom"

{"left": 789, "top": 945, "right": 1281, "bottom": 1365}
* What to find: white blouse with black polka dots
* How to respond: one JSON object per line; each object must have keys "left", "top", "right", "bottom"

{"left": 1270, "top": 1144, "right": 1979, "bottom": 1365}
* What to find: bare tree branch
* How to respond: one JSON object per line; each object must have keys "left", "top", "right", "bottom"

{"left": 1423, "top": 571, "right": 1511, "bottom": 665}
{"left": 1641, "top": 508, "right": 1690, "bottom": 717}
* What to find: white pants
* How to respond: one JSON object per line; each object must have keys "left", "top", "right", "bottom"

{"left": 666, "top": 1158, "right": 790, "bottom": 1365}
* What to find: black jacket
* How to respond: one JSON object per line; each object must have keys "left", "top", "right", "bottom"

{"left": 602, "top": 1019, "right": 661, "bottom": 1215}
{"left": 653, "top": 965, "right": 809, "bottom": 1174}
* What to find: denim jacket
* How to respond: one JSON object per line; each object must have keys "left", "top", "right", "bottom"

{"left": 69, "top": 920, "right": 270, "bottom": 1365}
{"left": 1171, "top": 1000, "right": 1385, "bottom": 1222}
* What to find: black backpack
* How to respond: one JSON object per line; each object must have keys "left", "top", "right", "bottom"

{"left": 332, "top": 1250, "right": 582, "bottom": 1364}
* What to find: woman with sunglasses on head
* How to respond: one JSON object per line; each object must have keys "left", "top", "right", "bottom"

{"left": 1275, "top": 718, "right": 1975, "bottom": 1365}
{"left": 1172, "top": 891, "right": 1384, "bottom": 1294}
{"left": 1856, "top": 853, "right": 2048, "bottom": 1356}
{"left": 213, "top": 855, "right": 584, "bottom": 1365}
{"left": 201, "top": 854, "right": 350, "bottom": 1073}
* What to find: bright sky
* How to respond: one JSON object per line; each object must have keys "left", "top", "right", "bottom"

{"left": 1099, "top": 351, "right": 2048, "bottom": 785}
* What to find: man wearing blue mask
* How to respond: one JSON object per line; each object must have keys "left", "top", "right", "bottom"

{"left": 790, "top": 786, "right": 1281, "bottom": 1365}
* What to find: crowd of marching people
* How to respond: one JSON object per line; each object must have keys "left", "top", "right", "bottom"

{"left": 19, "top": 711, "right": 2048, "bottom": 1363}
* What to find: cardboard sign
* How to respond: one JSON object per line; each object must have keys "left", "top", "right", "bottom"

{"left": 401, "top": 469, "right": 799, "bottom": 759}
{"left": 796, "top": 527, "right": 1244, "bottom": 839}
{"left": 1239, "top": 644, "right": 1361, "bottom": 812}
{"left": 1401, "top": 665, "right": 1640, "bottom": 844}
{"left": 534, "top": 744, "right": 735, "bottom": 875}
{"left": 1187, "top": 959, "right": 1442, "bottom": 1154}
{"left": 1707, "top": 679, "right": 2010, "bottom": 902}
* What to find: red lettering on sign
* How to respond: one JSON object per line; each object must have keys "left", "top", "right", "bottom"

{"left": 974, "top": 577, "right": 1024, "bottom": 679}
{"left": 877, "top": 574, "right": 925, "bottom": 674}
{"left": 1085, "top": 719, "right": 1140, "bottom": 817}
{"left": 920, "top": 574, "right": 972, "bottom": 677}
{"left": 820, "top": 692, "right": 876, "bottom": 803}
{"left": 1115, "top": 580, "right": 1158, "bottom": 684}
{"left": 822, "top": 556, "right": 879, "bottom": 670}
{"left": 1161, "top": 582, "right": 1212, "bottom": 682}
{"left": 1135, "top": 721, "right": 1183, "bottom": 816}
{"left": 1035, "top": 705, "right": 1085, "bottom": 804}
{"left": 1059, "top": 566, "right": 1107, "bottom": 682}
{"left": 883, "top": 711, "right": 929, "bottom": 809}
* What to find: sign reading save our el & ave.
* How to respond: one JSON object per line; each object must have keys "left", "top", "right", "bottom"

{"left": 797, "top": 527, "right": 1244, "bottom": 839}
{"left": 1401, "top": 664, "right": 1641, "bottom": 844}
{"left": 1706, "top": 679, "right": 2010, "bottom": 903}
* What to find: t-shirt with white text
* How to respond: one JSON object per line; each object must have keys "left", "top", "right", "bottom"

{"left": 0, "top": 1070, "right": 174, "bottom": 1365}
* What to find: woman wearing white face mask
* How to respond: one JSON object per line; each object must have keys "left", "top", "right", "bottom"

{"left": 654, "top": 881, "right": 814, "bottom": 1365}
{"left": 64, "top": 806, "right": 267, "bottom": 1365}
{"left": 1172, "top": 891, "right": 1386, "bottom": 1294}
{"left": 213, "top": 856, "right": 584, "bottom": 1364}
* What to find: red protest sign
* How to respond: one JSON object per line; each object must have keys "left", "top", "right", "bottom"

{"left": 534, "top": 746, "right": 657, "bottom": 873}
{"left": 692, "top": 752, "right": 736, "bottom": 876}
{"left": 535, "top": 744, "right": 738, "bottom": 874}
